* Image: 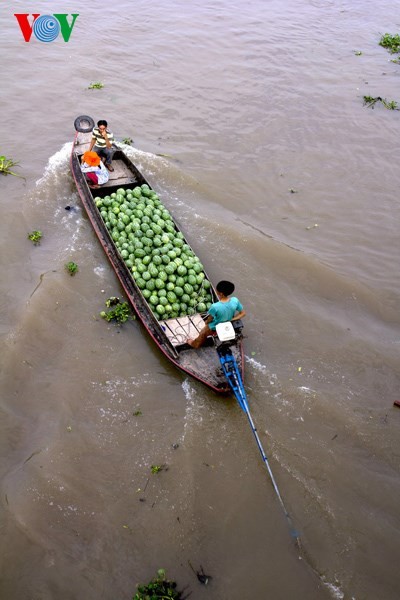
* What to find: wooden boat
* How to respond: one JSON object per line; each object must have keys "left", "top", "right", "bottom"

{"left": 70, "top": 116, "right": 244, "bottom": 393}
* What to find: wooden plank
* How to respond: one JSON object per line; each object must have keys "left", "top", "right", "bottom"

{"left": 75, "top": 131, "right": 91, "bottom": 150}
{"left": 102, "top": 160, "right": 138, "bottom": 188}
{"left": 160, "top": 314, "right": 206, "bottom": 346}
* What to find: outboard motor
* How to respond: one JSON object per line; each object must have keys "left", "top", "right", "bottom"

{"left": 214, "top": 320, "right": 247, "bottom": 410}
{"left": 213, "top": 319, "right": 244, "bottom": 355}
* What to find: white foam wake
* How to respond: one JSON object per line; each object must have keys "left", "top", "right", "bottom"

{"left": 36, "top": 142, "right": 72, "bottom": 187}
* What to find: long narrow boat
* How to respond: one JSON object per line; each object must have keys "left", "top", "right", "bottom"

{"left": 70, "top": 116, "right": 244, "bottom": 393}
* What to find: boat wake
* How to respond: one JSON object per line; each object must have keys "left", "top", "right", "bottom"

{"left": 181, "top": 378, "right": 197, "bottom": 404}
{"left": 30, "top": 143, "right": 86, "bottom": 256}
{"left": 181, "top": 379, "right": 205, "bottom": 434}
{"left": 35, "top": 142, "right": 73, "bottom": 189}
{"left": 245, "top": 354, "right": 267, "bottom": 373}
{"left": 321, "top": 579, "right": 345, "bottom": 600}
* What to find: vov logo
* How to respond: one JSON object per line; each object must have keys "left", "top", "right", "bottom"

{"left": 14, "top": 14, "right": 79, "bottom": 42}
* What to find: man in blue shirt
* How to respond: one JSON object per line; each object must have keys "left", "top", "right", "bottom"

{"left": 188, "top": 280, "right": 246, "bottom": 349}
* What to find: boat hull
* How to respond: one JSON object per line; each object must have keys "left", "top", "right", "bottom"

{"left": 70, "top": 129, "right": 244, "bottom": 393}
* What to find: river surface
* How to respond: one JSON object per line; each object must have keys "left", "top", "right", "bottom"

{"left": 1, "top": 1, "right": 400, "bottom": 599}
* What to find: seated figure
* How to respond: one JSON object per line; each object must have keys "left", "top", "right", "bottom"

{"left": 80, "top": 151, "right": 109, "bottom": 189}
{"left": 188, "top": 280, "right": 246, "bottom": 349}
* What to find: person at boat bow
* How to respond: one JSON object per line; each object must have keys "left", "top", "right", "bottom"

{"left": 188, "top": 280, "right": 246, "bottom": 349}
{"left": 88, "top": 119, "right": 116, "bottom": 172}
{"left": 80, "top": 151, "right": 109, "bottom": 189}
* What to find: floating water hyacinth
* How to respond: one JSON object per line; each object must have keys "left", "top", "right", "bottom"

{"left": 363, "top": 95, "right": 399, "bottom": 110}
{"left": 28, "top": 231, "right": 43, "bottom": 245}
{"left": 0, "top": 155, "right": 24, "bottom": 178}
{"left": 88, "top": 81, "right": 104, "bottom": 89}
{"left": 133, "top": 569, "right": 185, "bottom": 600}
{"left": 65, "top": 261, "right": 78, "bottom": 276}
{"left": 379, "top": 33, "right": 400, "bottom": 54}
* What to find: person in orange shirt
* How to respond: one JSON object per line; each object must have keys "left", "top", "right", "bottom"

{"left": 80, "top": 151, "right": 109, "bottom": 189}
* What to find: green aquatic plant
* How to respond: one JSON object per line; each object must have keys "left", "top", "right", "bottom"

{"left": 379, "top": 33, "right": 400, "bottom": 54}
{"left": 150, "top": 464, "right": 165, "bottom": 474}
{"left": 65, "top": 261, "right": 79, "bottom": 276}
{"left": 88, "top": 81, "right": 104, "bottom": 89}
{"left": 122, "top": 137, "right": 133, "bottom": 145}
{"left": 100, "top": 299, "right": 131, "bottom": 323}
{"left": 133, "top": 569, "right": 185, "bottom": 600}
{"left": 363, "top": 95, "right": 399, "bottom": 110}
{"left": 0, "top": 155, "right": 23, "bottom": 178}
{"left": 363, "top": 95, "right": 381, "bottom": 107}
{"left": 382, "top": 98, "right": 399, "bottom": 110}
{"left": 105, "top": 296, "right": 120, "bottom": 307}
{"left": 28, "top": 231, "right": 43, "bottom": 245}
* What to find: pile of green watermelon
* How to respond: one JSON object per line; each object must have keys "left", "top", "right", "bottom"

{"left": 94, "top": 184, "right": 213, "bottom": 321}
